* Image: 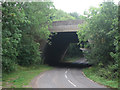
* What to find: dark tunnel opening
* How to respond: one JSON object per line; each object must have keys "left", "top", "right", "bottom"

{"left": 43, "top": 32, "right": 92, "bottom": 68}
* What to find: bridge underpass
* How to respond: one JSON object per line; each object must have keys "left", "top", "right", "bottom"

{"left": 31, "top": 20, "right": 106, "bottom": 88}
{"left": 43, "top": 20, "right": 91, "bottom": 67}
{"left": 44, "top": 32, "right": 79, "bottom": 64}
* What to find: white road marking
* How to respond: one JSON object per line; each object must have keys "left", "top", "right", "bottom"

{"left": 68, "top": 80, "right": 77, "bottom": 87}
{"left": 65, "top": 74, "right": 68, "bottom": 79}
{"left": 65, "top": 70, "right": 67, "bottom": 74}
{"left": 65, "top": 69, "right": 77, "bottom": 87}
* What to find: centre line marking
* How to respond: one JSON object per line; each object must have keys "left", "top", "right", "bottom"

{"left": 65, "top": 74, "right": 68, "bottom": 79}
{"left": 64, "top": 69, "right": 77, "bottom": 87}
{"left": 65, "top": 71, "right": 67, "bottom": 74}
{"left": 68, "top": 80, "right": 77, "bottom": 87}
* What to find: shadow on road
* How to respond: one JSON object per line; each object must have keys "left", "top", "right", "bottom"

{"left": 48, "top": 62, "right": 92, "bottom": 69}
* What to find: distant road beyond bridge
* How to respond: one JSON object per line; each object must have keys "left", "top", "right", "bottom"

{"left": 49, "top": 20, "right": 84, "bottom": 32}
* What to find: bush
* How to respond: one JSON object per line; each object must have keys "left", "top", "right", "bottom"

{"left": 77, "top": 1, "right": 118, "bottom": 65}
{"left": 95, "top": 64, "right": 118, "bottom": 80}
{"left": 77, "top": 1, "right": 118, "bottom": 81}
{"left": 17, "top": 35, "right": 42, "bottom": 66}
{"left": 2, "top": 2, "right": 55, "bottom": 72}
{"left": 2, "top": 2, "right": 25, "bottom": 72}
{"left": 2, "top": 57, "right": 16, "bottom": 73}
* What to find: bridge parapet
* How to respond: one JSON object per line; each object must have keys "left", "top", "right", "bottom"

{"left": 49, "top": 20, "right": 84, "bottom": 32}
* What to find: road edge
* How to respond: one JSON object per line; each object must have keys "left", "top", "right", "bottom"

{"left": 81, "top": 70, "right": 113, "bottom": 89}
{"left": 30, "top": 68, "right": 55, "bottom": 88}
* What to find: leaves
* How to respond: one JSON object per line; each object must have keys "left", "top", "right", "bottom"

{"left": 2, "top": 2, "right": 55, "bottom": 72}
{"left": 53, "top": 9, "right": 75, "bottom": 21}
{"left": 77, "top": 1, "right": 119, "bottom": 80}
{"left": 77, "top": 1, "right": 118, "bottom": 65}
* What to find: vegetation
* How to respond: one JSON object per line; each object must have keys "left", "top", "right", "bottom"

{"left": 2, "top": 2, "right": 85, "bottom": 73}
{"left": 62, "top": 43, "right": 83, "bottom": 63}
{"left": 2, "top": 65, "right": 53, "bottom": 88}
{"left": 83, "top": 66, "right": 118, "bottom": 88}
{"left": 2, "top": 2, "right": 55, "bottom": 72}
{"left": 64, "top": 43, "right": 83, "bottom": 58}
{"left": 63, "top": 56, "right": 81, "bottom": 63}
{"left": 77, "top": 1, "right": 119, "bottom": 88}
{"left": 53, "top": 9, "right": 75, "bottom": 21}
{"left": 1, "top": 0, "right": 119, "bottom": 89}
{"left": 53, "top": 10, "right": 86, "bottom": 21}
{"left": 69, "top": 12, "right": 80, "bottom": 19}
{"left": 69, "top": 12, "right": 86, "bottom": 20}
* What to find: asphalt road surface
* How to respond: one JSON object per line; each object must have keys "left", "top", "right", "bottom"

{"left": 31, "top": 58, "right": 107, "bottom": 88}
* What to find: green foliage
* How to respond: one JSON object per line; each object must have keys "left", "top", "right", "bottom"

{"left": 22, "top": 2, "right": 54, "bottom": 40}
{"left": 69, "top": 12, "right": 80, "bottom": 19}
{"left": 2, "top": 57, "right": 17, "bottom": 73}
{"left": 77, "top": 1, "right": 118, "bottom": 64}
{"left": 53, "top": 9, "right": 75, "bottom": 21}
{"left": 2, "top": 2, "right": 55, "bottom": 72}
{"left": 2, "top": 65, "right": 53, "bottom": 88}
{"left": 83, "top": 66, "right": 118, "bottom": 88}
{"left": 65, "top": 43, "right": 83, "bottom": 57}
{"left": 17, "top": 34, "right": 41, "bottom": 66}
{"left": 97, "top": 62, "right": 118, "bottom": 80}
{"left": 17, "top": 2, "right": 55, "bottom": 66}
{"left": 77, "top": 1, "right": 118, "bottom": 81}
{"left": 2, "top": 2, "right": 26, "bottom": 72}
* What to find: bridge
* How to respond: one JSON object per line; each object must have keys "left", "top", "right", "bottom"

{"left": 49, "top": 20, "right": 84, "bottom": 32}
{"left": 43, "top": 20, "right": 85, "bottom": 65}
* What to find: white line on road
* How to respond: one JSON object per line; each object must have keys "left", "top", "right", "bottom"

{"left": 65, "top": 70, "right": 67, "bottom": 74}
{"left": 64, "top": 69, "right": 77, "bottom": 87}
{"left": 68, "top": 80, "right": 77, "bottom": 87}
{"left": 65, "top": 74, "right": 68, "bottom": 79}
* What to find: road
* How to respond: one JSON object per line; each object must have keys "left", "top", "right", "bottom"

{"left": 31, "top": 58, "right": 107, "bottom": 88}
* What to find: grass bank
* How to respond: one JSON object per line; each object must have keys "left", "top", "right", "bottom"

{"left": 63, "top": 56, "right": 81, "bottom": 62}
{"left": 2, "top": 65, "right": 53, "bottom": 88}
{"left": 83, "top": 66, "right": 118, "bottom": 88}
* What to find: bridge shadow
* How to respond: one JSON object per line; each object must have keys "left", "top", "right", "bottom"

{"left": 43, "top": 32, "right": 92, "bottom": 69}
{"left": 48, "top": 61, "right": 92, "bottom": 69}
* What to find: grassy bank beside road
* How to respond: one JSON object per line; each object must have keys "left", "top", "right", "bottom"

{"left": 2, "top": 65, "right": 53, "bottom": 88}
{"left": 83, "top": 66, "right": 118, "bottom": 88}
{"left": 63, "top": 56, "right": 81, "bottom": 63}
{"left": 63, "top": 56, "right": 118, "bottom": 88}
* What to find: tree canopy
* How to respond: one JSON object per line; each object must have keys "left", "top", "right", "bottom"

{"left": 53, "top": 9, "right": 75, "bottom": 21}
{"left": 77, "top": 1, "right": 119, "bottom": 79}
{"left": 2, "top": 2, "right": 55, "bottom": 72}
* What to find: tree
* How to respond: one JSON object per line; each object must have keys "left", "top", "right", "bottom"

{"left": 53, "top": 9, "right": 75, "bottom": 21}
{"left": 2, "top": 1, "right": 55, "bottom": 72}
{"left": 69, "top": 12, "right": 80, "bottom": 19}
{"left": 77, "top": 2, "right": 118, "bottom": 64}
{"left": 2, "top": 2, "right": 26, "bottom": 72}
{"left": 77, "top": 1, "right": 118, "bottom": 79}
{"left": 17, "top": 2, "right": 55, "bottom": 66}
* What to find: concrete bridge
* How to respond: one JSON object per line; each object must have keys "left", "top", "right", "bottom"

{"left": 49, "top": 20, "right": 84, "bottom": 32}
{"left": 44, "top": 20, "right": 85, "bottom": 65}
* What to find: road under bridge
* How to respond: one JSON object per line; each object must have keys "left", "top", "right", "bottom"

{"left": 43, "top": 20, "right": 85, "bottom": 65}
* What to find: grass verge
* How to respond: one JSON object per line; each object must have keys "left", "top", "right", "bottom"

{"left": 63, "top": 56, "right": 81, "bottom": 62}
{"left": 2, "top": 65, "right": 53, "bottom": 88}
{"left": 83, "top": 66, "right": 118, "bottom": 88}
